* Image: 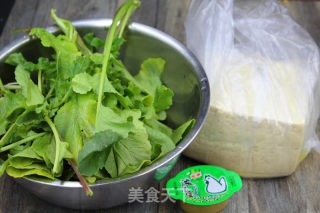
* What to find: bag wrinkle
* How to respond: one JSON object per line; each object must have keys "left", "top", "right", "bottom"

{"left": 184, "top": 0, "right": 320, "bottom": 177}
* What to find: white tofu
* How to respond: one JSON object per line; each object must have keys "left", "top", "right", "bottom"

{"left": 184, "top": 57, "right": 314, "bottom": 177}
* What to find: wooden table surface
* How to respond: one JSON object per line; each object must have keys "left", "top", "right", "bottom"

{"left": 0, "top": 0, "right": 320, "bottom": 212}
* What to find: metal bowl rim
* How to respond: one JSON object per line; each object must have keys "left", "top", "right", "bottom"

{"left": 0, "top": 18, "right": 210, "bottom": 188}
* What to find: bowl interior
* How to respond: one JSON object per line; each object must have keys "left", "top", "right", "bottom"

{"left": 0, "top": 19, "right": 209, "bottom": 185}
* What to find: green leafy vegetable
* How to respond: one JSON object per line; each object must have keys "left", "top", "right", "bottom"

{"left": 72, "top": 73, "right": 94, "bottom": 94}
{"left": 51, "top": 9, "right": 92, "bottom": 56}
{"left": 29, "top": 28, "right": 81, "bottom": 80}
{"left": 76, "top": 94, "right": 97, "bottom": 138}
{"left": 77, "top": 130, "right": 122, "bottom": 176}
{"left": 54, "top": 97, "right": 83, "bottom": 161}
{"left": 96, "top": 106, "right": 141, "bottom": 138}
{"left": 15, "top": 65, "right": 44, "bottom": 106}
{"left": 0, "top": 0, "right": 195, "bottom": 197}
{"left": 0, "top": 159, "right": 9, "bottom": 176}
{"left": 154, "top": 85, "right": 174, "bottom": 112}
{"left": 145, "top": 119, "right": 195, "bottom": 159}
{"left": 83, "top": 32, "right": 105, "bottom": 50}
{"left": 106, "top": 126, "right": 152, "bottom": 177}
{"left": 31, "top": 134, "right": 55, "bottom": 168}
{"left": 135, "top": 58, "right": 165, "bottom": 94}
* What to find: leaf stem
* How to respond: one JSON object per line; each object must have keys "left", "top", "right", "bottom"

{"left": 11, "top": 28, "right": 31, "bottom": 34}
{"left": 4, "top": 82, "right": 20, "bottom": 90}
{"left": 0, "top": 132, "right": 46, "bottom": 152}
{"left": 44, "top": 116, "right": 92, "bottom": 196}
{"left": 44, "top": 86, "right": 55, "bottom": 101}
{"left": 95, "top": 0, "right": 140, "bottom": 127}
{"left": 4, "top": 82, "right": 19, "bottom": 86}
{"left": 116, "top": 2, "right": 140, "bottom": 38}
{"left": 68, "top": 159, "right": 93, "bottom": 196}
{"left": 38, "top": 70, "right": 42, "bottom": 93}
{"left": 52, "top": 86, "right": 72, "bottom": 109}
{"left": 4, "top": 85, "right": 21, "bottom": 90}
{"left": 0, "top": 78, "right": 8, "bottom": 95}
{"left": 76, "top": 35, "right": 92, "bottom": 56}
{"left": 0, "top": 123, "right": 17, "bottom": 148}
{"left": 51, "top": 9, "right": 92, "bottom": 56}
{"left": 44, "top": 115, "right": 61, "bottom": 174}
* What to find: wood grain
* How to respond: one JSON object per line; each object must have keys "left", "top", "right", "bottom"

{"left": 0, "top": 0, "right": 320, "bottom": 213}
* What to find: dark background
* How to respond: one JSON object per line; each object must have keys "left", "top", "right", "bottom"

{"left": 0, "top": 0, "right": 15, "bottom": 35}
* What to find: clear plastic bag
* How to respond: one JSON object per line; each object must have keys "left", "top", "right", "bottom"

{"left": 183, "top": 0, "right": 320, "bottom": 177}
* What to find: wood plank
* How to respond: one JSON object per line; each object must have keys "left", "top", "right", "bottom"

{"left": 156, "top": 0, "right": 191, "bottom": 43}
{"left": 0, "top": 0, "right": 119, "bottom": 49}
{"left": 118, "top": 0, "right": 158, "bottom": 27}
{"left": 0, "top": 0, "right": 15, "bottom": 35}
{"left": 1, "top": 0, "right": 320, "bottom": 213}
{"left": 0, "top": 0, "right": 38, "bottom": 49}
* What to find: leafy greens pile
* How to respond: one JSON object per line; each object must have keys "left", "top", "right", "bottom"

{"left": 0, "top": 0, "right": 194, "bottom": 196}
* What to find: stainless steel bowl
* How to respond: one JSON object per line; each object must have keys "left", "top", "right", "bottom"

{"left": 0, "top": 19, "right": 210, "bottom": 209}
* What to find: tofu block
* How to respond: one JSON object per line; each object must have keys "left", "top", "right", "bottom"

{"left": 184, "top": 58, "right": 312, "bottom": 177}
{"left": 184, "top": 106, "right": 304, "bottom": 177}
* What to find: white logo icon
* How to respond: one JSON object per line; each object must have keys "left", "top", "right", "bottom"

{"left": 204, "top": 175, "right": 227, "bottom": 194}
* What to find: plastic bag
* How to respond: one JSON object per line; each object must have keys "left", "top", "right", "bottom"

{"left": 183, "top": 0, "right": 320, "bottom": 177}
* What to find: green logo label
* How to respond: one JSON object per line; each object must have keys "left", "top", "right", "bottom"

{"left": 166, "top": 165, "right": 242, "bottom": 205}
